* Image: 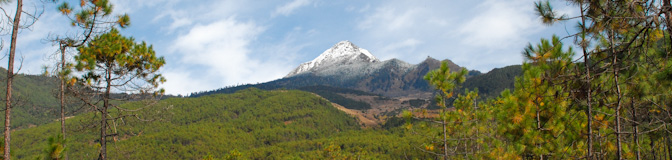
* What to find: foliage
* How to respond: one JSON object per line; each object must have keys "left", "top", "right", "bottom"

{"left": 52, "top": 1, "right": 134, "bottom": 159}
{"left": 40, "top": 134, "right": 66, "bottom": 160}
{"left": 408, "top": 0, "right": 672, "bottom": 158}
{"left": 424, "top": 61, "right": 468, "bottom": 102}
{"left": 491, "top": 36, "right": 587, "bottom": 158}
{"left": 56, "top": 0, "right": 130, "bottom": 34}
{"left": 75, "top": 28, "right": 166, "bottom": 92}
{"left": 405, "top": 61, "right": 472, "bottom": 159}
{"left": 73, "top": 27, "right": 165, "bottom": 159}
{"left": 407, "top": 59, "right": 501, "bottom": 159}
{"left": 531, "top": 0, "right": 672, "bottom": 159}
{"left": 6, "top": 0, "right": 672, "bottom": 159}
{"left": 10, "top": 89, "right": 432, "bottom": 159}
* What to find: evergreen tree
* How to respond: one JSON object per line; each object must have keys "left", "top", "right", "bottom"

{"left": 74, "top": 28, "right": 165, "bottom": 160}
{"left": 405, "top": 62, "right": 472, "bottom": 159}
{"left": 50, "top": 1, "right": 130, "bottom": 158}
{"left": 533, "top": 0, "right": 672, "bottom": 158}
{"left": 2, "top": 1, "right": 22, "bottom": 158}
{"left": 42, "top": 134, "right": 67, "bottom": 160}
{"left": 493, "top": 35, "right": 587, "bottom": 159}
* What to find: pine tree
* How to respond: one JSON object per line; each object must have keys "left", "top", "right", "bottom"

{"left": 42, "top": 134, "right": 67, "bottom": 160}
{"left": 3, "top": 1, "right": 22, "bottom": 158}
{"left": 535, "top": 0, "right": 672, "bottom": 158}
{"left": 74, "top": 28, "right": 165, "bottom": 160}
{"left": 50, "top": 2, "right": 130, "bottom": 159}
{"left": 494, "top": 35, "right": 586, "bottom": 159}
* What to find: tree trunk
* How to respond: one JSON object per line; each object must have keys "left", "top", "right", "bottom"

{"left": 579, "top": 3, "right": 593, "bottom": 159}
{"left": 630, "top": 100, "right": 639, "bottom": 160}
{"left": 5, "top": 1, "right": 23, "bottom": 159}
{"left": 536, "top": 100, "right": 542, "bottom": 159}
{"left": 663, "top": 0, "right": 672, "bottom": 42}
{"left": 59, "top": 44, "right": 68, "bottom": 160}
{"left": 98, "top": 67, "right": 112, "bottom": 160}
{"left": 650, "top": 140, "right": 655, "bottom": 160}
{"left": 667, "top": 124, "right": 672, "bottom": 160}
{"left": 611, "top": 27, "right": 623, "bottom": 160}
{"left": 442, "top": 112, "right": 448, "bottom": 160}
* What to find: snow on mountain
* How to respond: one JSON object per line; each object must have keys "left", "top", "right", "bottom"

{"left": 285, "top": 41, "right": 379, "bottom": 77}
{"left": 312, "top": 58, "right": 413, "bottom": 79}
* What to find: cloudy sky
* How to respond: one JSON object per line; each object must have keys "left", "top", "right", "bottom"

{"left": 1, "top": 0, "right": 577, "bottom": 95}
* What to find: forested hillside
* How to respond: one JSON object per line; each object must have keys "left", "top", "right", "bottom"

{"left": 11, "top": 88, "right": 431, "bottom": 159}
{"left": 460, "top": 65, "right": 522, "bottom": 100}
{"left": 0, "top": 68, "right": 81, "bottom": 129}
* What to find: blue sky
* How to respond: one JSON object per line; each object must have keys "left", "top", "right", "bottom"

{"left": 2, "top": 0, "right": 577, "bottom": 95}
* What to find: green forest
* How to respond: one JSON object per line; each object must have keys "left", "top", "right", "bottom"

{"left": 10, "top": 88, "right": 434, "bottom": 159}
{"left": 1, "top": 0, "right": 672, "bottom": 160}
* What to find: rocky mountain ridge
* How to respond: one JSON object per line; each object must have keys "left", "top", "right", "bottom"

{"left": 193, "top": 41, "right": 466, "bottom": 98}
{"left": 286, "top": 40, "right": 379, "bottom": 77}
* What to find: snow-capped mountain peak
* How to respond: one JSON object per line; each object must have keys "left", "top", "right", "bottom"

{"left": 285, "top": 41, "right": 379, "bottom": 77}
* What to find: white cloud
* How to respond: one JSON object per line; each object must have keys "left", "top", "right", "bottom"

{"left": 457, "top": 0, "right": 542, "bottom": 49}
{"left": 6, "top": 0, "right": 579, "bottom": 94}
{"left": 353, "top": 1, "right": 458, "bottom": 63}
{"left": 349, "top": 0, "right": 557, "bottom": 72}
{"left": 377, "top": 39, "right": 422, "bottom": 61}
{"left": 110, "top": 0, "right": 175, "bottom": 14}
{"left": 359, "top": 4, "right": 371, "bottom": 13}
{"left": 163, "top": 17, "right": 293, "bottom": 95}
{"left": 166, "top": 16, "right": 193, "bottom": 32}
{"left": 273, "top": 0, "right": 311, "bottom": 17}
{"left": 358, "top": 7, "right": 419, "bottom": 31}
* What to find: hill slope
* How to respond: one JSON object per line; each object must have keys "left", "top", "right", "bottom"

{"left": 11, "top": 88, "right": 430, "bottom": 159}
{"left": 0, "top": 68, "right": 83, "bottom": 129}
{"left": 460, "top": 65, "right": 522, "bottom": 99}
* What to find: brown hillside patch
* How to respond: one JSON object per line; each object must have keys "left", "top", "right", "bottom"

{"left": 331, "top": 103, "right": 379, "bottom": 128}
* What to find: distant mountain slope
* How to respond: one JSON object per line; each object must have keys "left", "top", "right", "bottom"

{"left": 461, "top": 65, "right": 522, "bottom": 99}
{"left": 190, "top": 41, "right": 521, "bottom": 116}
{"left": 11, "top": 88, "right": 431, "bottom": 159}
{"left": 192, "top": 57, "right": 462, "bottom": 98}
{"left": 0, "top": 68, "right": 83, "bottom": 129}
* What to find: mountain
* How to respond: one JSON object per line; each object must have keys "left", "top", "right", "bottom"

{"left": 286, "top": 40, "right": 379, "bottom": 77}
{"left": 282, "top": 41, "right": 469, "bottom": 97}
{"left": 191, "top": 41, "right": 521, "bottom": 114}
{"left": 194, "top": 41, "right": 464, "bottom": 98}
{"left": 461, "top": 65, "right": 522, "bottom": 100}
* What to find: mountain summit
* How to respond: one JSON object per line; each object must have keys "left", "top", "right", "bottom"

{"left": 285, "top": 41, "right": 379, "bottom": 77}
{"left": 278, "top": 41, "right": 464, "bottom": 97}
{"left": 192, "top": 41, "right": 520, "bottom": 100}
